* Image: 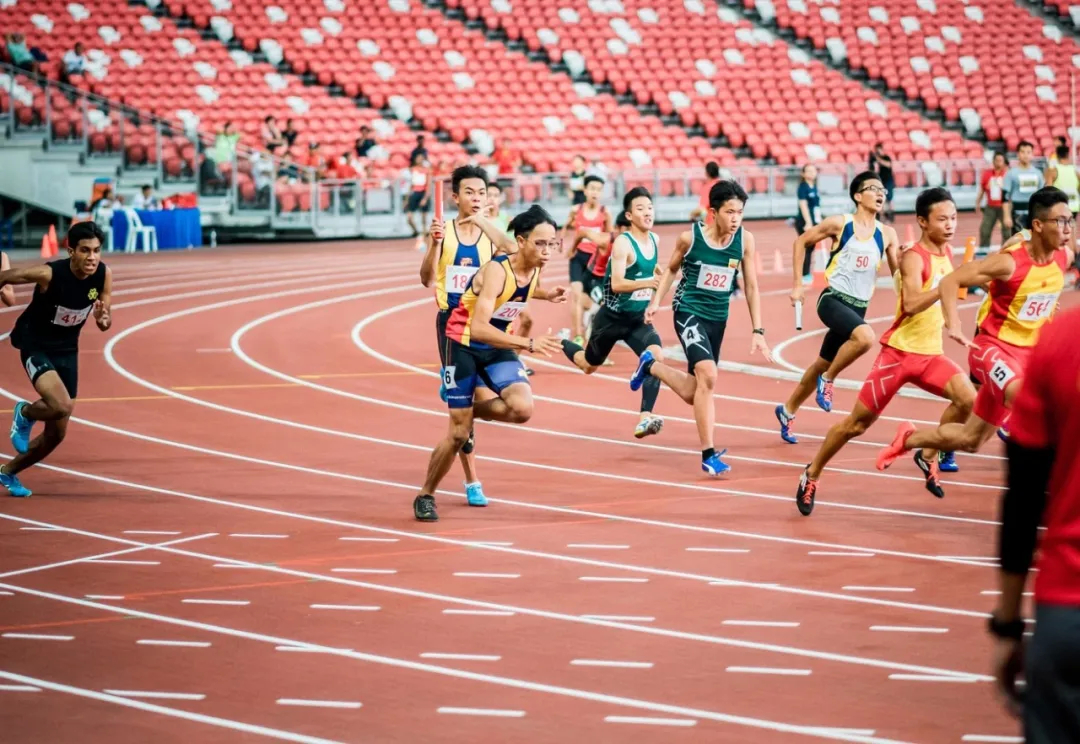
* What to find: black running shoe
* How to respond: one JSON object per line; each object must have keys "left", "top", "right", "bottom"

{"left": 796, "top": 466, "right": 817, "bottom": 516}
{"left": 913, "top": 451, "right": 945, "bottom": 498}
{"left": 413, "top": 494, "right": 438, "bottom": 521}
{"left": 461, "top": 428, "right": 476, "bottom": 455}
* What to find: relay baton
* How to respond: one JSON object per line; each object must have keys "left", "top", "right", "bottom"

{"left": 433, "top": 179, "right": 443, "bottom": 222}
{"left": 794, "top": 299, "right": 803, "bottom": 330}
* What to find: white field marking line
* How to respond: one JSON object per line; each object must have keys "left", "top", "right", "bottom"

{"left": 330, "top": 568, "right": 397, "bottom": 575}
{"left": 420, "top": 653, "right": 501, "bottom": 661}
{"left": 123, "top": 530, "right": 181, "bottom": 536}
{"left": 980, "top": 591, "right": 1034, "bottom": 597}
{"left": 870, "top": 626, "right": 949, "bottom": 634}
{"left": 567, "top": 544, "right": 630, "bottom": 550}
{"left": 582, "top": 615, "right": 655, "bottom": 622}
{"left": 453, "top": 572, "right": 520, "bottom": 579}
{"left": 579, "top": 576, "right": 648, "bottom": 583}
{"left": 686, "top": 547, "right": 751, "bottom": 553}
{"left": 309, "top": 604, "right": 381, "bottom": 612}
{"left": 0, "top": 591, "right": 12, "bottom": 595}
{"left": 0, "top": 533, "right": 215, "bottom": 580}
{"left": 0, "top": 672, "right": 341, "bottom": 744}
{"left": 727, "top": 667, "right": 813, "bottom": 676}
{"left": 339, "top": 536, "right": 399, "bottom": 542}
{"left": 443, "top": 609, "right": 515, "bottom": 617}
{"left": 214, "top": 564, "right": 266, "bottom": 569}
{"left": 182, "top": 599, "right": 250, "bottom": 606}
{"left": 842, "top": 586, "right": 916, "bottom": 593}
{"left": 960, "top": 737, "right": 1023, "bottom": 743}
{"left": 605, "top": 716, "right": 696, "bottom": 727}
{"left": 809, "top": 551, "right": 876, "bottom": 557}
{"left": 0, "top": 588, "right": 908, "bottom": 744}
{"left": 570, "top": 660, "right": 654, "bottom": 669}
{"left": 228, "top": 533, "right": 289, "bottom": 539}
{"left": 276, "top": 699, "right": 362, "bottom": 710}
{"left": 0, "top": 684, "right": 41, "bottom": 692}
{"left": 723, "top": 621, "right": 801, "bottom": 628}
{"left": 465, "top": 541, "right": 514, "bottom": 547}
{"left": 889, "top": 674, "right": 982, "bottom": 683}
{"left": 437, "top": 708, "right": 525, "bottom": 718}
{"left": 2, "top": 633, "right": 74, "bottom": 641}
{"left": 86, "top": 559, "right": 160, "bottom": 565}
{"left": 105, "top": 690, "right": 206, "bottom": 701}
{"left": 0, "top": 515, "right": 993, "bottom": 681}
{"left": 137, "top": 640, "right": 212, "bottom": 647}
{"left": 19, "top": 526, "right": 58, "bottom": 531}
{"left": 86, "top": 594, "right": 124, "bottom": 600}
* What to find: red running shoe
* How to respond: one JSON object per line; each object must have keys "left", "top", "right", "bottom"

{"left": 877, "top": 421, "right": 916, "bottom": 471}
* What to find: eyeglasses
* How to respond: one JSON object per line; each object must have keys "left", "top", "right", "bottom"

{"left": 859, "top": 186, "right": 887, "bottom": 194}
{"left": 532, "top": 240, "right": 561, "bottom": 250}
{"left": 1042, "top": 217, "right": 1076, "bottom": 230}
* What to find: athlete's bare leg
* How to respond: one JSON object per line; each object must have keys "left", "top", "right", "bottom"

{"left": 648, "top": 359, "right": 715, "bottom": 448}
{"left": 647, "top": 360, "right": 697, "bottom": 404}
{"left": 21, "top": 371, "right": 73, "bottom": 423}
{"left": 4, "top": 418, "right": 68, "bottom": 477}
{"left": 472, "top": 383, "right": 533, "bottom": 424}
{"left": 917, "top": 373, "right": 975, "bottom": 462}
{"left": 421, "top": 407, "right": 473, "bottom": 496}
{"left": 808, "top": 401, "right": 880, "bottom": 480}
{"left": 906, "top": 374, "right": 1002, "bottom": 454}
{"left": 784, "top": 357, "right": 830, "bottom": 414}
{"left": 822, "top": 325, "right": 875, "bottom": 382}
{"left": 570, "top": 280, "right": 585, "bottom": 338}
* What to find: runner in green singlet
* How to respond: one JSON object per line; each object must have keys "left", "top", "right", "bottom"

{"left": 629, "top": 180, "right": 773, "bottom": 475}
{"left": 560, "top": 187, "right": 665, "bottom": 438}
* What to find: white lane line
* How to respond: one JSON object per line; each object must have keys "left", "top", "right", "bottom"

{"left": 567, "top": 544, "right": 630, "bottom": 550}
{"left": 2, "top": 633, "right": 74, "bottom": 641}
{"left": 442, "top": 609, "right": 516, "bottom": 617}
{"left": 727, "top": 667, "right": 812, "bottom": 676}
{"left": 581, "top": 615, "right": 655, "bottom": 623}
{"left": 0, "top": 684, "right": 41, "bottom": 692}
{"left": 275, "top": 646, "right": 351, "bottom": 654}
{"left": 19, "top": 526, "right": 58, "bottom": 531}
{"left": 339, "top": 537, "right": 399, "bottom": 542}
{"left": 723, "top": 621, "right": 800, "bottom": 628}
{"left": 420, "top": 653, "right": 501, "bottom": 661}
{"left": 842, "top": 586, "right": 915, "bottom": 593}
{"left": 228, "top": 533, "right": 289, "bottom": 539}
{"left": 809, "top": 551, "right": 876, "bottom": 557}
{"left": 137, "top": 640, "right": 212, "bottom": 648}
{"left": 309, "top": 604, "right": 381, "bottom": 612}
{"left": 124, "top": 531, "right": 181, "bottom": 536}
{"left": 0, "top": 534, "right": 214, "bottom": 581}
{"left": 686, "top": 547, "right": 750, "bottom": 553}
{"left": 465, "top": 541, "right": 514, "bottom": 547}
{"left": 330, "top": 568, "right": 397, "bottom": 575}
{"left": 436, "top": 707, "right": 525, "bottom": 718}
{"left": 86, "top": 595, "right": 125, "bottom": 600}
{"left": 889, "top": 674, "right": 981, "bottom": 683}
{"left": 86, "top": 559, "right": 160, "bottom": 565}
{"left": 961, "top": 737, "right": 1023, "bottom": 743}
{"left": 276, "top": 699, "right": 362, "bottom": 709}
{"left": 181, "top": 599, "right": 250, "bottom": 606}
{"left": 104, "top": 690, "right": 206, "bottom": 701}
{"left": 605, "top": 715, "right": 696, "bottom": 727}
{"left": 980, "top": 591, "right": 1033, "bottom": 597}
{"left": 870, "top": 626, "right": 949, "bottom": 634}
{"left": 579, "top": 577, "right": 648, "bottom": 583}
{"left": 453, "top": 572, "right": 520, "bottom": 579}
{"left": 571, "top": 660, "right": 654, "bottom": 669}
{"left": 807, "top": 731, "right": 877, "bottom": 738}
{"left": 212, "top": 564, "right": 264, "bottom": 569}
{"left": 938, "top": 556, "right": 997, "bottom": 561}
{"left": 0, "top": 591, "right": 12, "bottom": 595}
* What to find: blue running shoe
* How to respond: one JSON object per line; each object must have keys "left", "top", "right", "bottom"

{"left": 997, "top": 426, "right": 1010, "bottom": 443}
{"left": 629, "top": 350, "right": 655, "bottom": 392}
{"left": 938, "top": 451, "right": 959, "bottom": 473}
{"left": 702, "top": 449, "right": 731, "bottom": 476}
{"left": 815, "top": 375, "right": 833, "bottom": 413}
{"left": 464, "top": 481, "right": 487, "bottom": 507}
{"left": 10, "top": 401, "right": 33, "bottom": 454}
{"left": 775, "top": 404, "right": 797, "bottom": 444}
{"left": 0, "top": 470, "right": 31, "bottom": 498}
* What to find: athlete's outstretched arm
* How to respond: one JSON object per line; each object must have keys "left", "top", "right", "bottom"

{"left": 897, "top": 250, "right": 944, "bottom": 317}
{"left": 459, "top": 213, "right": 517, "bottom": 255}
{"left": 468, "top": 263, "right": 560, "bottom": 354}
{"left": 882, "top": 225, "right": 901, "bottom": 276}
{"left": 94, "top": 266, "right": 113, "bottom": 332}
{"left": 418, "top": 218, "right": 443, "bottom": 288}
{"left": 791, "top": 215, "right": 843, "bottom": 304}
{"left": 0, "top": 253, "right": 14, "bottom": 306}
{"left": 609, "top": 235, "right": 659, "bottom": 294}
{"left": 650, "top": 231, "right": 689, "bottom": 305}
{"left": 0, "top": 264, "right": 52, "bottom": 293}
{"left": 939, "top": 252, "right": 1015, "bottom": 346}
{"left": 741, "top": 231, "right": 772, "bottom": 362}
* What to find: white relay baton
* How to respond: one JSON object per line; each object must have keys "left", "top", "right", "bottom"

{"left": 794, "top": 299, "right": 804, "bottom": 331}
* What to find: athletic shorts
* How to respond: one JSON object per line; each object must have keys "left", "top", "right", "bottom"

{"left": 674, "top": 310, "right": 727, "bottom": 373}
{"left": 968, "top": 334, "right": 1030, "bottom": 427}
{"left": 569, "top": 251, "right": 593, "bottom": 284}
{"left": 585, "top": 306, "right": 661, "bottom": 367}
{"left": 857, "top": 344, "right": 964, "bottom": 415}
{"left": 20, "top": 348, "right": 79, "bottom": 399}
{"left": 816, "top": 289, "right": 869, "bottom": 363}
{"left": 443, "top": 340, "right": 529, "bottom": 410}
{"left": 405, "top": 191, "right": 428, "bottom": 213}
{"left": 436, "top": 309, "right": 486, "bottom": 389}
{"left": 582, "top": 272, "right": 604, "bottom": 302}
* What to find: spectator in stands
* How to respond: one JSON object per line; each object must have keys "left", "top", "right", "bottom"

{"left": 304, "top": 142, "right": 328, "bottom": 181}
{"left": 5, "top": 34, "right": 41, "bottom": 75}
{"left": 132, "top": 185, "right": 159, "bottom": 211}
{"left": 262, "top": 116, "right": 284, "bottom": 153}
{"left": 690, "top": 161, "right": 722, "bottom": 225}
{"left": 977, "top": 152, "right": 1009, "bottom": 253}
{"left": 282, "top": 119, "right": 299, "bottom": 149}
{"left": 89, "top": 187, "right": 120, "bottom": 226}
{"left": 60, "top": 42, "right": 87, "bottom": 83}
{"left": 492, "top": 140, "right": 519, "bottom": 178}
{"left": 569, "top": 155, "right": 587, "bottom": 205}
{"left": 793, "top": 164, "right": 822, "bottom": 283}
{"left": 355, "top": 126, "right": 376, "bottom": 158}
{"left": 404, "top": 153, "right": 431, "bottom": 237}
{"left": 868, "top": 143, "right": 895, "bottom": 222}
{"left": 1004, "top": 141, "right": 1044, "bottom": 237}
{"left": 1044, "top": 144, "right": 1079, "bottom": 217}
{"left": 250, "top": 151, "right": 274, "bottom": 206}
{"left": 277, "top": 152, "right": 301, "bottom": 183}
{"left": 1047, "top": 135, "right": 1067, "bottom": 167}
{"left": 410, "top": 135, "right": 428, "bottom": 164}
{"left": 212, "top": 121, "right": 240, "bottom": 166}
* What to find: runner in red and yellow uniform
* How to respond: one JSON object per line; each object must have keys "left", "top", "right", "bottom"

{"left": 878, "top": 186, "right": 1074, "bottom": 468}
{"left": 795, "top": 188, "right": 976, "bottom": 515}
{"left": 564, "top": 176, "right": 611, "bottom": 343}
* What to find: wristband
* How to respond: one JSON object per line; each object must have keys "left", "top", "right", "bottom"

{"left": 753, "top": 328, "right": 765, "bottom": 335}
{"left": 988, "top": 614, "right": 1025, "bottom": 641}
{"left": 528, "top": 337, "right": 534, "bottom": 353}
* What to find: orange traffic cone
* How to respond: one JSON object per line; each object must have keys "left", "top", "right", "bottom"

{"left": 904, "top": 223, "right": 915, "bottom": 247}
{"left": 773, "top": 247, "right": 784, "bottom": 274}
{"left": 957, "top": 237, "right": 976, "bottom": 300}
{"left": 754, "top": 246, "right": 764, "bottom": 276}
{"left": 811, "top": 242, "right": 828, "bottom": 289}
{"left": 47, "top": 225, "right": 59, "bottom": 256}
{"left": 40, "top": 234, "right": 51, "bottom": 259}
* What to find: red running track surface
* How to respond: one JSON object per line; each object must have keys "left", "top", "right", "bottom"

{"left": 0, "top": 215, "right": 1068, "bottom": 743}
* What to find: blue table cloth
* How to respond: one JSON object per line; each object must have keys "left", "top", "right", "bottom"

{"left": 110, "top": 208, "right": 202, "bottom": 251}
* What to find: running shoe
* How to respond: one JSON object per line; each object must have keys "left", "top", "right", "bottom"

{"left": 10, "top": 401, "right": 33, "bottom": 454}
{"left": 796, "top": 467, "right": 817, "bottom": 516}
{"left": 413, "top": 494, "right": 438, "bottom": 521}
{"left": 629, "top": 350, "right": 655, "bottom": 392}
{"left": 815, "top": 375, "right": 834, "bottom": 412}
{"left": 0, "top": 470, "right": 31, "bottom": 498}
{"left": 702, "top": 449, "right": 731, "bottom": 476}
{"left": 775, "top": 404, "right": 797, "bottom": 444}
{"left": 876, "top": 421, "right": 916, "bottom": 470}
{"left": 573, "top": 334, "right": 585, "bottom": 347}
{"left": 913, "top": 451, "right": 945, "bottom": 499}
{"left": 997, "top": 426, "right": 1010, "bottom": 443}
{"left": 938, "top": 451, "right": 959, "bottom": 473}
{"left": 633, "top": 415, "right": 664, "bottom": 439}
{"left": 464, "top": 482, "right": 488, "bottom": 507}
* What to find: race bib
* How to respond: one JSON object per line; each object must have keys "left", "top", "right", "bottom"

{"left": 630, "top": 288, "right": 653, "bottom": 301}
{"left": 445, "top": 265, "right": 478, "bottom": 295}
{"left": 988, "top": 176, "right": 1003, "bottom": 202}
{"left": 441, "top": 365, "right": 457, "bottom": 390}
{"left": 930, "top": 270, "right": 946, "bottom": 290}
{"left": 696, "top": 265, "right": 735, "bottom": 292}
{"left": 852, "top": 251, "right": 877, "bottom": 273}
{"left": 492, "top": 301, "right": 527, "bottom": 321}
{"left": 988, "top": 358, "right": 1017, "bottom": 390}
{"left": 1018, "top": 173, "right": 1040, "bottom": 191}
{"left": 1016, "top": 292, "right": 1059, "bottom": 322}
{"left": 53, "top": 305, "right": 91, "bottom": 327}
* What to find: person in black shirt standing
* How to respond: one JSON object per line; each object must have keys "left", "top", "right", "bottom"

{"left": 0, "top": 221, "right": 112, "bottom": 497}
{"left": 869, "top": 142, "right": 895, "bottom": 222}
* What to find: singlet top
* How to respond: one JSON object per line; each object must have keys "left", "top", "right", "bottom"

{"left": 573, "top": 204, "right": 607, "bottom": 256}
{"left": 11, "top": 258, "right": 107, "bottom": 353}
{"left": 434, "top": 220, "right": 495, "bottom": 312}
{"left": 1053, "top": 163, "right": 1080, "bottom": 213}
{"left": 672, "top": 221, "right": 743, "bottom": 322}
{"left": 445, "top": 255, "right": 539, "bottom": 349}
{"left": 602, "top": 231, "right": 658, "bottom": 316}
{"left": 879, "top": 243, "right": 954, "bottom": 356}
{"left": 976, "top": 242, "right": 1068, "bottom": 348}
{"left": 824, "top": 214, "right": 886, "bottom": 305}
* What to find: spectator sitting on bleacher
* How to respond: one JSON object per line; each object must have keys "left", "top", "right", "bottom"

{"left": 277, "top": 152, "right": 301, "bottom": 183}
{"left": 60, "top": 42, "right": 87, "bottom": 83}
{"left": 263, "top": 116, "right": 285, "bottom": 153}
{"left": 282, "top": 119, "right": 299, "bottom": 149}
{"left": 355, "top": 126, "right": 376, "bottom": 158}
{"left": 5, "top": 34, "right": 41, "bottom": 75}
{"left": 249, "top": 151, "right": 274, "bottom": 206}
{"left": 90, "top": 187, "right": 120, "bottom": 225}
{"left": 212, "top": 122, "right": 240, "bottom": 165}
{"left": 132, "top": 185, "right": 159, "bottom": 211}
{"left": 303, "top": 142, "right": 328, "bottom": 181}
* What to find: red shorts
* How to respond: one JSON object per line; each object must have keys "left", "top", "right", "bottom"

{"left": 968, "top": 335, "right": 1031, "bottom": 427}
{"left": 857, "top": 344, "right": 966, "bottom": 415}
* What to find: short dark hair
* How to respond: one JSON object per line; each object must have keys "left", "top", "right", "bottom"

{"left": 915, "top": 187, "right": 954, "bottom": 220}
{"left": 849, "top": 170, "right": 881, "bottom": 201}
{"left": 451, "top": 165, "right": 488, "bottom": 194}
{"left": 584, "top": 175, "right": 604, "bottom": 188}
{"left": 1056, "top": 144, "right": 1070, "bottom": 161}
{"left": 614, "top": 211, "right": 631, "bottom": 229}
{"left": 708, "top": 180, "right": 747, "bottom": 211}
{"left": 68, "top": 221, "right": 105, "bottom": 249}
{"left": 992, "top": 151, "right": 1006, "bottom": 162}
{"left": 623, "top": 186, "right": 652, "bottom": 214}
{"left": 508, "top": 205, "right": 557, "bottom": 237}
{"left": 705, "top": 161, "right": 720, "bottom": 179}
{"left": 1029, "top": 186, "right": 1070, "bottom": 223}
{"left": 1017, "top": 140, "right": 1035, "bottom": 151}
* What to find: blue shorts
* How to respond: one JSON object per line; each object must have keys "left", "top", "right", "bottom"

{"left": 443, "top": 340, "right": 529, "bottom": 409}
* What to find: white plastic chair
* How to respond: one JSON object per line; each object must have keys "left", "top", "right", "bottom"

{"left": 122, "top": 208, "right": 158, "bottom": 253}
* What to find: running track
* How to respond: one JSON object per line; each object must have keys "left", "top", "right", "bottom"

{"left": 0, "top": 216, "right": 1071, "bottom": 744}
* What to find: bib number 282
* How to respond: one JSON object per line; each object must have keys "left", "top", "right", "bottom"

{"left": 697, "top": 265, "right": 735, "bottom": 292}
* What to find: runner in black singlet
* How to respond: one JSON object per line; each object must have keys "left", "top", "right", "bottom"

{"left": 0, "top": 221, "right": 112, "bottom": 497}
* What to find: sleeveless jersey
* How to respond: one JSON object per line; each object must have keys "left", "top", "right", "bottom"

{"left": 445, "top": 255, "right": 539, "bottom": 349}
{"left": 879, "top": 243, "right": 953, "bottom": 356}
{"left": 975, "top": 242, "right": 1068, "bottom": 348}
{"left": 672, "top": 221, "right": 743, "bottom": 322}
{"left": 1053, "top": 163, "right": 1080, "bottom": 213}
{"left": 11, "top": 258, "right": 107, "bottom": 353}
{"left": 573, "top": 204, "right": 607, "bottom": 256}
{"left": 823, "top": 214, "right": 886, "bottom": 305}
{"left": 602, "top": 231, "right": 658, "bottom": 316}
{"left": 435, "top": 219, "right": 494, "bottom": 311}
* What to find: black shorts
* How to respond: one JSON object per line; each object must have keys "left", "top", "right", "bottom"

{"left": 816, "top": 289, "right": 869, "bottom": 363}
{"left": 585, "top": 307, "right": 661, "bottom": 367}
{"left": 406, "top": 191, "right": 429, "bottom": 213}
{"left": 20, "top": 349, "right": 79, "bottom": 399}
{"left": 674, "top": 310, "right": 727, "bottom": 373}
{"left": 582, "top": 272, "right": 604, "bottom": 303}
{"left": 569, "top": 251, "right": 592, "bottom": 284}
{"left": 436, "top": 309, "right": 451, "bottom": 366}
{"left": 443, "top": 341, "right": 528, "bottom": 410}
